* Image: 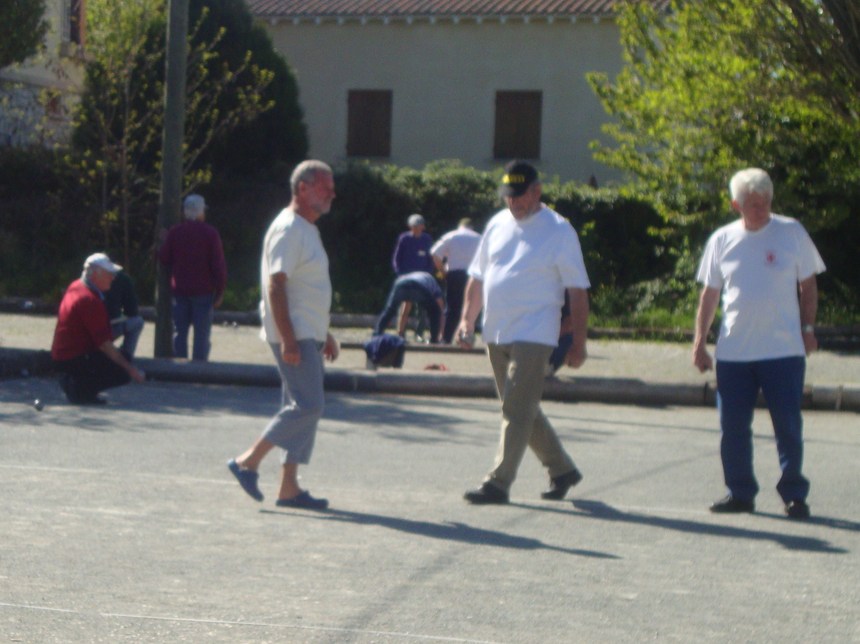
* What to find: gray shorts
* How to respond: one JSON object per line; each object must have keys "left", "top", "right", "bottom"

{"left": 262, "top": 339, "right": 325, "bottom": 465}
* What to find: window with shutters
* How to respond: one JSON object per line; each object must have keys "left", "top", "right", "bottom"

{"left": 347, "top": 90, "right": 392, "bottom": 158}
{"left": 493, "top": 91, "right": 542, "bottom": 159}
{"left": 60, "top": 0, "right": 85, "bottom": 56}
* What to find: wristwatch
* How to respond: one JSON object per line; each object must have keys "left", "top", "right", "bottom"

{"left": 801, "top": 324, "right": 815, "bottom": 334}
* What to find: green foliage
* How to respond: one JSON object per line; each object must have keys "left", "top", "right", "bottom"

{"left": 542, "top": 182, "right": 670, "bottom": 291}
{"left": 320, "top": 162, "right": 419, "bottom": 312}
{"left": 70, "top": 0, "right": 304, "bottom": 269}
{"left": 0, "top": 147, "right": 96, "bottom": 297}
{"left": 0, "top": 0, "right": 48, "bottom": 68}
{"left": 319, "top": 160, "right": 667, "bottom": 314}
{"left": 321, "top": 160, "right": 501, "bottom": 312}
{"left": 588, "top": 0, "right": 860, "bottom": 314}
{"left": 2, "top": 153, "right": 854, "bottom": 326}
{"left": 198, "top": 163, "right": 293, "bottom": 305}
{"left": 188, "top": 0, "right": 307, "bottom": 174}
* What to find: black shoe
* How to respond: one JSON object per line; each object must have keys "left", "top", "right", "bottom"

{"left": 709, "top": 495, "right": 755, "bottom": 514}
{"left": 65, "top": 386, "right": 107, "bottom": 406}
{"left": 75, "top": 394, "right": 107, "bottom": 405}
{"left": 59, "top": 374, "right": 78, "bottom": 402}
{"left": 541, "top": 468, "right": 583, "bottom": 500}
{"left": 785, "top": 500, "right": 810, "bottom": 519}
{"left": 464, "top": 482, "right": 509, "bottom": 505}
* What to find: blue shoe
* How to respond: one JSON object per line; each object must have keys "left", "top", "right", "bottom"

{"left": 275, "top": 490, "right": 328, "bottom": 510}
{"left": 227, "top": 459, "right": 263, "bottom": 502}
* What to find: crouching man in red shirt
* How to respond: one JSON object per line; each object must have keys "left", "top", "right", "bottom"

{"left": 52, "top": 253, "right": 146, "bottom": 405}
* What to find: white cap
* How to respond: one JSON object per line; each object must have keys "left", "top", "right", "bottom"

{"left": 184, "top": 194, "right": 206, "bottom": 219}
{"left": 84, "top": 252, "right": 122, "bottom": 273}
{"left": 407, "top": 214, "right": 425, "bottom": 227}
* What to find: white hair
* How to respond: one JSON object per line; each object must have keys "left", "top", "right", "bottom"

{"left": 290, "top": 160, "right": 332, "bottom": 194}
{"left": 729, "top": 168, "right": 773, "bottom": 207}
{"left": 184, "top": 194, "right": 206, "bottom": 219}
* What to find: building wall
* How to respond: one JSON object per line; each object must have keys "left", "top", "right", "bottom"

{"left": 263, "top": 17, "right": 625, "bottom": 183}
{"left": 0, "top": 0, "right": 83, "bottom": 146}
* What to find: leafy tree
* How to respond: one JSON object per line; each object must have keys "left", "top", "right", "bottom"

{"left": 70, "top": 0, "right": 305, "bottom": 270}
{"left": 764, "top": 0, "right": 860, "bottom": 116}
{"left": 187, "top": 0, "right": 307, "bottom": 176}
{"left": 588, "top": 0, "right": 860, "bottom": 313}
{"left": 0, "top": 0, "right": 48, "bottom": 68}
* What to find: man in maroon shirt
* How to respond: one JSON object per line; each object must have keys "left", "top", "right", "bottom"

{"left": 52, "top": 253, "right": 146, "bottom": 405}
{"left": 158, "top": 194, "right": 227, "bottom": 360}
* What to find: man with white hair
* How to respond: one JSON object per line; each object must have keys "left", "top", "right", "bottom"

{"left": 391, "top": 213, "right": 435, "bottom": 342}
{"left": 693, "top": 167, "right": 826, "bottom": 519}
{"left": 52, "top": 253, "right": 146, "bottom": 404}
{"left": 158, "top": 193, "right": 227, "bottom": 361}
{"left": 227, "top": 160, "right": 340, "bottom": 510}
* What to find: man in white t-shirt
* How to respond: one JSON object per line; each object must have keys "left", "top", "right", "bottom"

{"left": 227, "top": 160, "right": 340, "bottom": 511}
{"left": 457, "top": 161, "right": 591, "bottom": 504}
{"left": 431, "top": 218, "right": 481, "bottom": 343}
{"left": 693, "top": 168, "right": 826, "bottom": 519}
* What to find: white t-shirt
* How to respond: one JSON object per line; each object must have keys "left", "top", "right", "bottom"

{"left": 431, "top": 226, "right": 481, "bottom": 271}
{"left": 259, "top": 208, "right": 331, "bottom": 343}
{"left": 469, "top": 205, "right": 590, "bottom": 346}
{"left": 696, "top": 214, "right": 825, "bottom": 361}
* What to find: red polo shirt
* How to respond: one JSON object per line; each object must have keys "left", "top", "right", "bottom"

{"left": 51, "top": 279, "right": 113, "bottom": 361}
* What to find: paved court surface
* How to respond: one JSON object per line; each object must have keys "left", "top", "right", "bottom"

{"left": 1, "top": 377, "right": 859, "bottom": 643}
{"left": 3, "top": 312, "right": 860, "bottom": 413}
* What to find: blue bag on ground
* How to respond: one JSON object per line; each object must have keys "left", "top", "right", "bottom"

{"left": 364, "top": 334, "right": 406, "bottom": 368}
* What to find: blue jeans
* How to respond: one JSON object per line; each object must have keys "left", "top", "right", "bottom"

{"left": 111, "top": 315, "right": 144, "bottom": 359}
{"left": 716, "top": 356, "right": 809, "bottom": 504}
{"left": 172, "top": 294, "right": 214, "bottom": 361}
{"left": 374, "top": 282, "right": 440, "bottom": 342}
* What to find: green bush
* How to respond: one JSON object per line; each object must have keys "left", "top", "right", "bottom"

{"left": 321, "top": 160, "right": 500, "bottom": 312}
{"left": 542, "top": 182, "right": 671, "bottom": 291}
{"left": 3, "top": 151, "right": 855, "bottom": 327}
{"left": 0, "top": 147, "right": 96, "bottom": 298}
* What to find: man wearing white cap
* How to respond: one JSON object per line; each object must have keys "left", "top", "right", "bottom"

{"left": 52, "top": 253, "right": 145, "bottom": 404}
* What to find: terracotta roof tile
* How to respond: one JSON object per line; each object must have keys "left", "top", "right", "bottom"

{"left": 247, "top": 0, "right": 670, "bottom": 20}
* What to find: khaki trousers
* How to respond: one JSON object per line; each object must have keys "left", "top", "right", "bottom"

{"left": 485, "top": 342, "right": 576, "bottom": 491}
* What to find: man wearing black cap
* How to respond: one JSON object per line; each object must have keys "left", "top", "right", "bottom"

{"left": 457, "top": 161, "right": 591, "bottom": 504}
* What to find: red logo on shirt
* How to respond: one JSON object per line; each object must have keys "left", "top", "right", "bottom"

{"left": 765, "top": 250, "right": 777, "bottom": 265}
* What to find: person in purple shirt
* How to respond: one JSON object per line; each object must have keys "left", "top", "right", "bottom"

{"left": 392, "top": 213, "right": 435, "bottom": 276}
{"left": 158, "top": 194, "right": 227, "bottom": 361}
{"left": 391, "top": 214, "right": 435, "bottom": 340}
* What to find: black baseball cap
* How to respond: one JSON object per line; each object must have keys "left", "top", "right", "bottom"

{"left": 499, "top": 161, "right": 539, "bottom": 197}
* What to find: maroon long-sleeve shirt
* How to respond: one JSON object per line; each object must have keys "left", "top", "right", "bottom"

{"left": 159, "top": 220, "right": 227, "bottom": 298}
